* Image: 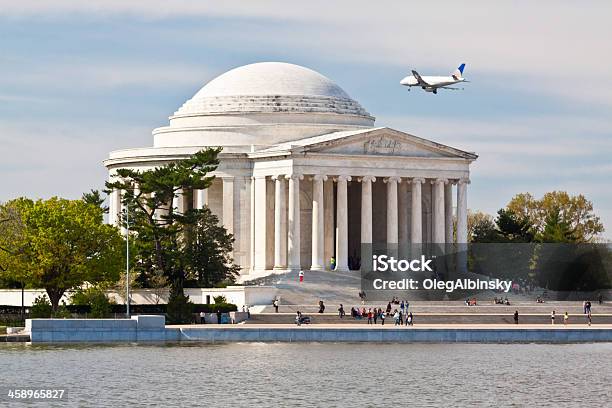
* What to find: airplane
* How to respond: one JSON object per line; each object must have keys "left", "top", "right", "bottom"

{"left": 400, "top": 63, "right": 468, "bottom": 94}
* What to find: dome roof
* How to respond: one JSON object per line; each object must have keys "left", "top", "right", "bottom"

{"left": 173, "top": 62, "right": 373, "bottom": 119}
{"left": 194, "top": 62, "right": 351, "bottom": 98}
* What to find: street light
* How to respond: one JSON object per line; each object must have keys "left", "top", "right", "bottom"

{"left": 126, "top": 200, "right": 130, "bottom": 318}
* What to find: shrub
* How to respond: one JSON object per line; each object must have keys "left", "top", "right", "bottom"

{"left": 71, "top": 287, "right": 113, "bottom": 318}
{"left": 166, "top": 292, "right": 193, "bottom": 324}
{"left": 213, "top": 295, "right": 227, "bottom": 304}
{"left": 53, "top": 302, "right": 72, "bottom": 318}
{"left": 30, "top": 295, "right": 52, "bottom": 318}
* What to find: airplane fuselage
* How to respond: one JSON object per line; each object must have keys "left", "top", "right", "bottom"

{"left": 400, "top": 75, "right": 465, "bottom": 91}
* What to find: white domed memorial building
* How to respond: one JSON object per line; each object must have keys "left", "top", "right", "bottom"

{"left": 104, "top": 62, "right": 477, "bottom": 279}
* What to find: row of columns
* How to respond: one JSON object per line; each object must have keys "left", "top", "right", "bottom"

{"left": 259, "top": 174, "right": 469, "bottom": 273}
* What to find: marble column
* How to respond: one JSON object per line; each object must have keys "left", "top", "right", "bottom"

{"left": 175, "top": 188, "right": 190, "bottom": 215}
{"left": 411, "top": 178, "right": 424, "bottom": 244}
{"left": 398, "top": 179, "right": 409, "bottom": 248}
{"left": 386, "top": 177, "right": 400, "bottom": 244}
{"left": 445, "top": 182, "right": 454, "bottom": 244}
{"left": 287, "top": 174, "right": 303, "bottom": 271}
{"left": 249, "top": 176, "right": 256, "bottom": 272}
{"left": 310, "top": 175, "right": 327, "bottom": 271}
{"left": 335, "top": 175, "right": 351, "bottom": 271}
{"left": 273, "top": 175, "right": 287, "bottom": 270}
{"left": 194, "top": 188, "right": 208, "bottom": 209}
{"left": 432, "top": 179, "right": 446, "bottom": 244}
{"left": 109, "top": 188, "right": 121, "bottom": 226}
{"left": 222, "top": 177, "right": 234, "bottom": 235}
{"left": 253, "top": 176, "right": 268, "bottom": 271}
{"left": 323, "top": 180, "right": 334, "bottom": 270}
{"left": 360, "top": 176, "right": 375, "bottom": 244}
{"left": 456, "top": 179, "right": 469, "bottom": 244}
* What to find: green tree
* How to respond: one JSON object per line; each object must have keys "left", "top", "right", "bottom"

{"left": 106, "top": 148, "right": 238, "bottom": 298}
{"left": 507, "top": 191, "right": 603, "bottom": 242}
{"left": 0, "top": 200, "right": 26, "bottom": 288}
{"left": 495, "top": 208, "right": 534, "bottom": 243}
{"left": 82, "top": 189, "right": 108, "bottom": 213}
{"left": 0, "top": 198, "right": 124, "bottom": 310}
{"left": 468, "top": 210, "right": 496, "bottom": 243}
{"left": 186, "top": 207, "right": 240, "bottom": 287}
{"left": 537, "top": 206, "right": 577, "bottom": 243}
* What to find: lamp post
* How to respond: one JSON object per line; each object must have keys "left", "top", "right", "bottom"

{"left": 126, "top": 201, "right": 130, "bottom": 318}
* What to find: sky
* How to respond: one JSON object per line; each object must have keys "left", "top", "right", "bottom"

{"left": 0, "top": 1, "right": 611, "bottom": 239}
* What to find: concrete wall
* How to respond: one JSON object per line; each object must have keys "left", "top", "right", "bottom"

{"left": 178, "top": 327, "right": 612, "bottom": 343}
{"left": 26, "top": 315, "right": 177, "bottom": 343}
{"left": 26, "top": 317, "right": 612, "bottom": 343}
{"left": 0, "top": 286, "right": 277, "bottom": 307}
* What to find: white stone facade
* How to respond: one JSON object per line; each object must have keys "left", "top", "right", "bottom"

{"left": 104, "top": 62, "right": 477, "bottom": 279}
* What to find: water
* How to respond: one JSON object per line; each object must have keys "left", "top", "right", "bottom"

{"left": 1, "top": 342, "right": 611, "bottom": 407}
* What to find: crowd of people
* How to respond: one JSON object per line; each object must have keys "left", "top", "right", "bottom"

{"left": 342, "top": 300, "right": 415, "bottom": 326}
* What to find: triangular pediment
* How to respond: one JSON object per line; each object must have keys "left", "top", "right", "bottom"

{"left": 300, "top": 128, "right": 476, "bottom": 159}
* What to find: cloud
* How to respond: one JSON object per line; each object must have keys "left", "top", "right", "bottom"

{"left": 0, "top": 61, "right": 208, "bottom": 91}
{"left": 0, "top": 121, "right": 151, "bottom": 200}
{"left": 3, "top": 2, "right": 612, "bottom": 106}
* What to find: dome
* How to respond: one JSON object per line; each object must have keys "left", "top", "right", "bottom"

{"left": 173, "top": 62, "right": 372, "bottom": 119}
{"left": 154, "top": 62, "right": 375, "bottom": 150}
{"left": 193, "top": 62, "right": 352, "bottom": 99}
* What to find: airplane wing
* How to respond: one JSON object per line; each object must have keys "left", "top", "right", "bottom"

{"left": 411, "top": 70, "right": 430, "bottom": 86}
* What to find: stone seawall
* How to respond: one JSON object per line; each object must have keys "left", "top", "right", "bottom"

{"left": 179, "top": 327, "right": 612, "bottom": 343}
{"left": 26, "top": 317, "right": 612, "bottom": 343}
{"left": 26, "top": 316, "right": 178, "bottom": 343}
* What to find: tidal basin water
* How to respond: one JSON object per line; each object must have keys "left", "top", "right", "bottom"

{"left": 2, "top": 342, "right": 611, "bottom": 407}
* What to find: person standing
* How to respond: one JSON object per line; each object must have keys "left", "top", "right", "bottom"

{"left": 367, "top": 308, "right": 373, "bottom": 325}
{"left": 393, "top": 310, "right": 400, "bottom": 326}
{"left": 513, "top": 310, "right": 519, "bottom": 324}
{"left": 564, "top": 312, "right": 569, "bottom": 325}
{"left": 216, "top": 309, "right": 222, "bottom": 324}
{"left": 380, "top": 309, "right": 385, "bottom": 326}
{"left": 338, "top": 304, "right": 345, "bottom": 319}
{"left": 586, "top": 300, "right": 592, "bottom": 315}
{"left": 199, "top": 311, "right": 206, "bottom": 324}
{"left": 407, "top": 312, "right": 413, "bottom": 326}
{"left": 319, "top": 300, "right": 325, "bottom": 313}
{"left": 373, "top": 309, "right": 378, "bottom": 324}
{"left": 273, "top": 298, "right": 279, "bottom": 313}
{"left": 587, "top": 311, "right": 592, "bottom": 326}
{"left": 551, "top": 310, "right": 556, "bottom": 325}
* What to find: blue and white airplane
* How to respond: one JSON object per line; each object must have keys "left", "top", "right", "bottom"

{"left": 400, "top": 63, "right": 468, "bottom": 94}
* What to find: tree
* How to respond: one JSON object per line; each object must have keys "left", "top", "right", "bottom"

{"left": 186, "top": 207, "right": 240, "bottom": 287}
{"left": 468, "top": 209, "right": 534, "bottom": 243}
{"left": 0, "top": 200, "right": 26, "bottom": 287}
{"left": 537, "top": 206, "right": 577, "bottom": 243}
{"left": 507, "top": 191, "right": 604, "bottom": 242}
{"left": 468, "top": 210, "right": 496, "bottom": 243}
{"left": 82, "top": 189, "right": 108, "bottom": 213}
{"left": 495, "top": 208, "right": 534, "bottom": 243}
{"left": 105, "top": 148, "right": 238, "bottom": 298}
{"left": 0, "top": 198, "right": 124, "bottom": 310}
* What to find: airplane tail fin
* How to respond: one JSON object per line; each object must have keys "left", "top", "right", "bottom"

{"left": 451, "top": 63, "right": 466, "bottom": 80}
